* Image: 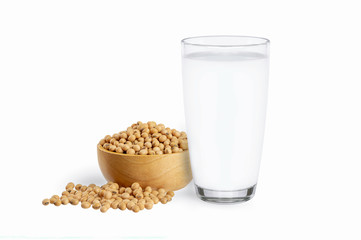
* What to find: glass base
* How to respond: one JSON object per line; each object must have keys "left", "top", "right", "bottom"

{"left": 195, "top": 184, "right": 257, "bottom": 204}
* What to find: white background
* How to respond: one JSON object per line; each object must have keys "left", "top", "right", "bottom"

{"left": 0, "top": 0, "right": 360, "bottom": 239}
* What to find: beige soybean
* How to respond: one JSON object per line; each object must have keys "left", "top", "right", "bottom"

{"left": 164, "top": 139, "right": 170, "bottom": 146}
{"left": 119, "top": 187, "right": 125, "bottom": 194}
{"left": 42, "top": 199, "right": 50, "bottom": 206}
{"left": 61, "top": 198, "right": 69, "bottom": 205}
{"left": 100, "top": 121, "right": 188, "bottom": 155}
{"left": 139, "top": 149, "right": 148, "bottom": 155}
{"left": 81, "top": 202, "right": 91, "bottom": 209}
{"left": 145, "top": 142, "right": 152, "bottom": 148}
{"left": 70, "top": 198, "right": 79, "bottom": 205}
{"left": 103, "top": 143, "right": 110, "bottom": 150}
{"left": 52, "top": 195, "right": 60, "bottom": 200}
{"left": 133, "top": 145, "right": 141, "bottom": 152}
{"left": 122, "top": 144, "right": 130, "bottom": 151}
{"left": 144, "top": 186, "right": 152, "bottom": 192}
{"left": 121, "top": 193, "right": 130, "bottom": 199}
{"left": 42, "top": 181, "right": 174, "bottom": 213}
{"left": 126, "top": 148, "right": 135, "bottom": 155}
{"left": 132, "top": 205, "right": 140, "bottom": 213}
{"left": 152, "top": 147, "right": 161, "bottom": 152}
{"left": 66, "top": 182, "right": 74, "bottom": 190}
{"left": 131, "top": 198, "right": 138, "bottom": 204}
{"left": 92, "top": 202, "right": 101, "bottom": 210}
{"left": 135, "top": 193, "right": 143, "bottom": 199}
{"left": 134, "top": 132, "right": 141, "bottom": 139}
{"left": 128, "top": 135, "right": 136, "bottom": 142}
{"left": 111, "top": 201, "right": 120, "bottom": 209}
{"left": 138, "top": 203, "right": 145, "bottom": 210}
{"left": 102, "top": 202, "right": 111, "bottom": 208}
{"left": 62, "top": 191, "right": 70, "bottom": 196}
{"left": 87, "top": 196, "right": 95, "bottom": 204}
{"left": 138, "top": 199, "right": 146, "bottom": 205}
{"left": 119, "top": 202, "right": 127, "bottom": 210}
{"left": 100, "top": 206, "right": 109, "bottom": 213}
{"left": 99, "top": 139, "right": 106, "bottom": 145}
{"left": 167, "top": 191, "right": 175, "bottom": 197}
{"left": 126, "top": 201, "right": 135, "bottom": 210}
{"left": 54, "top": 200, "right": 62, "bottom": 206}
{"left": 125, "top": 187, "right": 132, "bottom": 194}
{"left": 131, "top": 182, "right": 140, "bottom": 190}
{"left": 104, "top": 135, "right": 112, "bottom": 142}
{"left": 145, "top": 202, "right": 153, "bottom": 210}
{"left": 151, "top": 197, "right": 159, "bottom": 204}
{"left": 158, "top": 193, "right": 166, "bottom": 199}
{"left": 49, "top": 197, "right": 57, "bottom": 204}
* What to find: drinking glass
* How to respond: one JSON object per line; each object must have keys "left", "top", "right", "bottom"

{"left": 181, "top": 36, "right": 270, "bottom": 203}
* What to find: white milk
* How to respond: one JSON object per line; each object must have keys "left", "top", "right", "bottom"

{"left": 182, "top": 51, "right": 269, "bottom": 190}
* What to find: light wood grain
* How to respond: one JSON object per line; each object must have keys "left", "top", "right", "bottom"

{"left": 97, "top": 144, "right": 192, "bottom": 191}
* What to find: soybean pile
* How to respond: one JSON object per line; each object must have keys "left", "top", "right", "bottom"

{"left": 99, "top": 121, "right": 189, "bottom": 155}
{"left": 42, "top": 182, "right": 174, "bottom": 213}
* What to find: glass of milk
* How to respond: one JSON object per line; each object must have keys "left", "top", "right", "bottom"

{"left": 181, "top": 36, "right": 270, "bottom": 203}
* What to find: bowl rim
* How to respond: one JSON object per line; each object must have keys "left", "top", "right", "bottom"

{"left": 97, "top": 144, "right": 188, "bottom": 157}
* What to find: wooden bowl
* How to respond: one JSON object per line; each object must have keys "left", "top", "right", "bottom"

{"left": 97, "top": 144, "right": 192, "bottom": 191}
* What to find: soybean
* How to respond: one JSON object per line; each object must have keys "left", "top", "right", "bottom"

{"left": 42, "top": 181, "right": 175, "bottom": 213}
{"left": 99, "top": 121, "right": 188, "bottom": 155}
{"left": 81, "top": 202, "right": 91, "bottom": 209}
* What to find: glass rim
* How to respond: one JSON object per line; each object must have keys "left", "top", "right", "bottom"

{"left": 181, "top": 35, "right": 270, "bottom": 47}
